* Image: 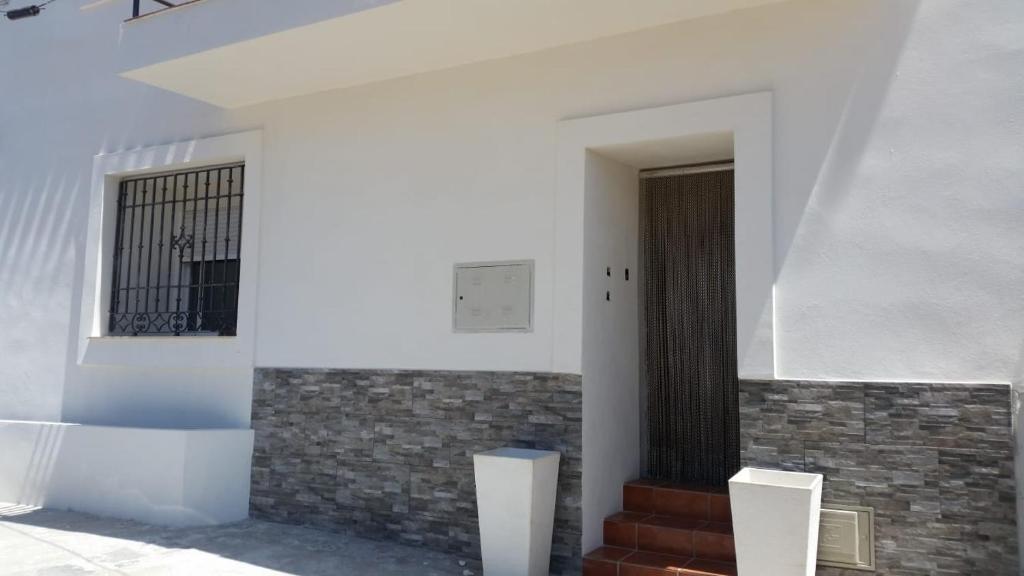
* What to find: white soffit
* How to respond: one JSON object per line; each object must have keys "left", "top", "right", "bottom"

{"left": 121, "top": 0, "right": 786, "bottom": 108}
{"left": 592, "top": 132, "right": 735, "bottom": 170}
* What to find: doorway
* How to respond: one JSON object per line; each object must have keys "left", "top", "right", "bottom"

{"left": 562, "top": 93, "right": 774, "bottom": 549}
{"left": 639, "top": 162, "right": 740, "bottom": 486}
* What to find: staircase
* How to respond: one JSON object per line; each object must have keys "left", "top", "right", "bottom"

{"left": 582, "top": 479, "right": 737, "bottom": 576}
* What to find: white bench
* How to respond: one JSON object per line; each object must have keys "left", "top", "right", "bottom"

{"left": 0, "top": 420, "right": 252, "bottom": 526}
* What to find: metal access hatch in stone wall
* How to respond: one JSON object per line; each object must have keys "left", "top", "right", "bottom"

{"left": 818, "top": 505, "right": 875, "bottom": 571}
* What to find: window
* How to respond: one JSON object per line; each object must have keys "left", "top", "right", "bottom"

{"left": 187, "top": 259, "right": 240, "bottom": 335}
{"left": 108, "top": 163, "right": 245, "bottom": 336}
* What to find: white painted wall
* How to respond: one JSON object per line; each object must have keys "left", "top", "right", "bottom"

{"left": 245, "top": 0, "right": 1019, "bottom": 384}
{"left": 581, "top": 151, "right": 640, "bottom": 551}
{"left": 0, "top": 0, "right": 1022, "bottom": 546}
{"left": 770, "top": 2, "right": 1024, "bottom": 383}
{"left": 0, "top": 420, "right": 252, "bottom": 525}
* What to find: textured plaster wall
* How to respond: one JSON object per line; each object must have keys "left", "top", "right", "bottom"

{"left": 0, "top": 0, "right": 1020, "bottom": 448}
{"left": 770, "top": 2, "right": 1024, "bottom": 383}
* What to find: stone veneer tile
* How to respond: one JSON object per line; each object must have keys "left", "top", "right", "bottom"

{"left": 321, "top": 415, "right": 376, "bottom": 461}
{"left": 410, "top": 465, "right": 477, "bottom": 519}
{"left": 449, "top": 420, "right": 583, "bottom": 472}
{"left": 740, "top": 379, "right": 1017, "bottom": 576}
{"left": 552, "top": 472, "right": 584, "bottom": 535}
{"left": 864, "top": 382, "right": 1011, "bottom": 451}
{"left": 937, "top": 448, "right": 1016, "bottom": 523}
{"left": 738, "top": 435, "right": 805, "bottom": 472}
{"left": 412, "top": 371, "right": 582, "bottom": 424}
{"left": 251, "top": 368, "right": 582, "bottom": 575}
{"left": 256, "top": 368, "right": 415, "bottom": 417}
{"left": 411, "top": 372, "right": 506, "bottom": 421}
{"left": 549, "top": 528, "right": 584, "bottom": 576}
{"left": 389, "top": 512, "right": 480, "bottom": 556}
{"left": 448, "top": 419, "right": 583, "bottom": 535}
{"left": 334, "top": 370, "right": 416, "bottom": 416}
{"left": 805, "top": 443, "right": 942, "bottom": 520}
{"left": 335, "top": 461, "right": 411, "bottom": 513}
{"left": 372, "top": 419, "right": 452, "bottom": 468}
{"left": 250, "top": 469, "right": 340, "bottom": 526}
{"left": 739, "top": 379, "right": 865, "bottom": 443}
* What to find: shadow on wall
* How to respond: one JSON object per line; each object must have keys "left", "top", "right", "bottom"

{"left": 0, "top": 164, "right": 88, "bottom": 422}
{"left": 773, "top": 0, "right": 1024, "bottom": 382}
{"left": 0, "top": 156, "right": 253, "bottom": 430}
{"left": 773, "top": 0, "right": 924, "bottom": 261}
{"left": 0, "top": 421, "right": 255, "bottom": 527}
{"left": 6, "top": 423, "right": 68, "bottom": 507}
{"left": 766, "top": 0, "right": 924, "bottom": 377}
{"left": 0, "top": 0, "right": 248, "bottom": 428}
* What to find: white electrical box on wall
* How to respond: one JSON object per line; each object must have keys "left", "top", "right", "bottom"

{"left": 453, "top": 260, "right": 534, "bottom": 332}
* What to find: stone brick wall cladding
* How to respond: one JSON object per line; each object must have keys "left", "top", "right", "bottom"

{"left": 251, "top": 368, "right": 583, "bottom": 574}
{"left": 740, "top": 379, "right": 1017, "bottom": 575}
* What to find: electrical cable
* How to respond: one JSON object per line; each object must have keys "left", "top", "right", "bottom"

{"left": 1, "top": 0, "right": 56, "bottom": 19}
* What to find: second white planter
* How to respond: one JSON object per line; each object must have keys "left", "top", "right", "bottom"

{"left": 728, "top": 467, "right": 823, "bottom": 576}
{"left": 474, "top": 447, "right": 560, "bottom": 576}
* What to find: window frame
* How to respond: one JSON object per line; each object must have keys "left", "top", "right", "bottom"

{"left": 77, "top": 130, "right": 263, "bottom": 369}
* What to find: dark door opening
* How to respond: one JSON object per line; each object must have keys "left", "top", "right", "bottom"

{"left": 639, "top": 163, "right": 740, "bottom": 486}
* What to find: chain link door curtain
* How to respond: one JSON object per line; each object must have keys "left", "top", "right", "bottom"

{"left": 639, "top": 168, "right": 740, "bottom": 486}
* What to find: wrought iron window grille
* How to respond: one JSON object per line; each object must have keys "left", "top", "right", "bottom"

{"left": 108, "top": 163, "right": 244, "bottom": 337}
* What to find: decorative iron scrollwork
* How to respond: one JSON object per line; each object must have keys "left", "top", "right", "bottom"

{"left": 169, "top": 312, "right": 188, "bottom": 334}
{"left": 131, "top": 313, "right": 151, "bottom": 334}
{"left": 170, "top": 224, "right": 194, "bottom": 254}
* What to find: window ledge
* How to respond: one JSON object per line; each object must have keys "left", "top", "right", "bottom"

{"left": 88, "top": 336, "right": 238, "bottom": 341}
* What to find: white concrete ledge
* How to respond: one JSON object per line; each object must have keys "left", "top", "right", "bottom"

{"left": 0, "top": 420, "right": 253, "bottom": 526}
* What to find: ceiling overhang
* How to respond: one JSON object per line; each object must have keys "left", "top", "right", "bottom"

{"left": 117, "top": 0, "right": 786, "bottom": 108}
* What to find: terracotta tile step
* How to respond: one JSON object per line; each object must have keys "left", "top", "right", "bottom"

{"left": 603, "top": 513, "right": 735, "bottom": 563}
{"left": 583, "top": 546, "right": 632, "bottom": 576}
{"left": 604, "top": 511, "right": 651, "bottom": 548}
{"left": 623, "top": 478, "right": 731, "bottom": 524}
{"left": 690, "top": 521, "right": 735, "bottom": 563}
{"left": 584, "top": 547, "right": 737, "bottom": 576}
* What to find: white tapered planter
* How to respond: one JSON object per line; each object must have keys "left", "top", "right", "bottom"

{"left": 474, "top": 448, "right": 560, "bottom": 576}
{"left": 729, "top": 467, "right": 823, "bottom": 576}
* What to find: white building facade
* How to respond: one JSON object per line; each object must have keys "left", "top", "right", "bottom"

{"left": 1, "top": 0, "right": 1022, "bottom": 573}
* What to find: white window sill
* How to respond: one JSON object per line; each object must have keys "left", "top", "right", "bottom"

{"left": 88, "top": 336, "right": 238, "bottom": 341}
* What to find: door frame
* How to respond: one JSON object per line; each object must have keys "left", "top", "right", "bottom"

{"left": 555, "top": 92, "right": 774, "bottom": 551}
{"left": 555, "top": 91, "right": 775, "bottom": 378}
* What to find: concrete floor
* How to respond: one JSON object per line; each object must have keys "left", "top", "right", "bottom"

{"left": 0, "top": 504, "right": 480, "bottom": 576}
